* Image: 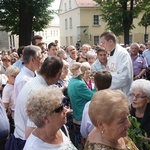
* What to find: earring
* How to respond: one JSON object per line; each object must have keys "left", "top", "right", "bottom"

{"left": 101, "top": 130, "right": 104, "bottom": 134}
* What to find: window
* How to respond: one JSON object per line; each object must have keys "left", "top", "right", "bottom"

{"left": 66, "top": 37, "right": 68, "bottom": 46}
{"left": 93, "top": 15, "right": 100, "bottom": 25}
{"left": 70, "top": 36, "right": 73, "bottom": 45}
{"left": 94, "top": 36, "right": 99, "bottom": 45}
{"left": 64, "top": 3, "right": 67, "bottom": 11}
{"left": 69, "top": 0, "right": 71, "bottom": 9}
{"left": 129, "top": 35, "right": 132, "bottom": 45}
{"left": 56, "top": 30, "right": 58, "bottom": 36}
{"left": 45, "top": 30, "right": 47, "bottom": 37}
{"left": 144, "top": 34, "right": 149, "bottom": 43}
{"left": 65, "top": 19, "right": 68, "bottom": 29}
{"left": 69, "top": 18, "right": 72, "bottom": 29}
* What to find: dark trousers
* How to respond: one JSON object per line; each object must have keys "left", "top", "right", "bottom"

{"left": 5, "top": 134, "right": 26, "bottom": 150}
{"left": 73, "top": 123, "right": 85, "bottom": 150}
{"left": 0, "top": 139, "right": 7, "bottom": 150}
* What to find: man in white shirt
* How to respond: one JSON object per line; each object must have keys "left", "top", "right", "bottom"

{"left": 5, "top": 57, "right": 63, "bottom": 149}
{"left": 14, "top": 45, "right": 42, "bottom": 103}
{"left": 67, "top": 45, "right": 77, "bottom": 66}
{"left": 100, "top": 31, "right": 133, "bottom": 97}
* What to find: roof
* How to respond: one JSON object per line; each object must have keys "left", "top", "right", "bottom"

{"left": 76, "top": 0, "right": 98, "bottom": 7}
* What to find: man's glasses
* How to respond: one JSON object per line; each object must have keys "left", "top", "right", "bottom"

{"left": 130, "top": 93, "right": 147, "bottom": 99}
{"left": 52, "top": 103, "right": 65, "bottom": 113}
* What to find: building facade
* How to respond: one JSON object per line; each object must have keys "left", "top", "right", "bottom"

{"left": 59, "top": 0, "right": 150, "bottom": 47}
{"left": 34, "top": 24, "right": 60, "bottom": 47}
{"left": 0, "top": 27, "right": 18, "bottom": 51}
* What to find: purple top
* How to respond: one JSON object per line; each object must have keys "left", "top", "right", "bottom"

{"left": 131, "top": 55, "right": 147, "bottom": 76}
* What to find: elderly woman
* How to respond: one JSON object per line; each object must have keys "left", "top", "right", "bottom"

{"left": 81, "top": 62, "right": 94, "bottom": 90}
{"left": 2, "top": 66, "right": 20, "bottom": 135}
{"left": 130, "top": 79, "right": 150, "bottom": 150}
{"left": 68, "top": 62, "right": 95, "bottom": 149}
{"left": 86, "top": 50, "right": 97, "bottom": 65}
{"left": 2, "top": 66, "right": 20, "bottom": 112}
{"left": 23, "top": 87, "right": 77, "bottom": 150}
{"left": 85, "top": 89, "right": 138, "bottom": 150}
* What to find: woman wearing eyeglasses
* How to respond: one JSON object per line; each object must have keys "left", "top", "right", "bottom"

{"left": 130, "top": 79, "right": 150, "bottom": 150}
{"left": 23, "top": 87, "right": 77, "bottom": 150}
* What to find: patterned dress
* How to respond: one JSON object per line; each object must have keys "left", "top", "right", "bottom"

{"left": 84, "top": 137, "right": 138, "bottom": 150}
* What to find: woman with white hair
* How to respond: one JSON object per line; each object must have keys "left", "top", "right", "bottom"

{"left": 130, "top": 79, "right": 150, "bottom": 150}
{"left": 24, "top": 87, "right": 77, "bottom": 150}
{"left": 81, "top": 62, "right": 94, "bottom": 90}
{"left": 86, "top": 50, "right": 97, "bottom": 65}
{"left": 68, "top": 62, "right": 95, "bottom": 149}
{"left": 2, "top": 65, "right": 20, "bottom": 135}
{"left": 2, "top": 66, "right": 20, "bottom": 110}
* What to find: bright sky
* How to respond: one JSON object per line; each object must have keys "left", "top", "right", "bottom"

{"left": 51, "top": 0, "right": 61, "bottom": 10}
{"left": 50, "top": 0, "right": 61, "bottom": 25}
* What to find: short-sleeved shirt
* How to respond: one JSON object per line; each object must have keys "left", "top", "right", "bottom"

{"left": 91, "top": 59, "right": 106, "bottom": 72}
{"left": 2, "top": 83, "right": 14, "bottom": 110}
{"left": 131, "top": 55, "right": 147, "bottom": 76}
{"left": 23, "top": 130, "right": 77, "bottom": 150}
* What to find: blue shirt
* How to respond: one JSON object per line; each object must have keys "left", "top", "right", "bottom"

{"left": 13, "top": 59, "right": 24, "bottom": 70}
{"left": 91, "top": 59, "right": 106, "bottom": 72}
{"left": 143, "top": 49, "right": 150, "bottom": 66}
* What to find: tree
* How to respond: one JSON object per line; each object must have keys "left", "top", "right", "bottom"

{"left": 0, "top": 0, "right": 54, "bottom": 46}
{"left": 139, "top": 1, "right": 150, "bottom": 43}
{"left": 139, "top": 12, "right": 150, "bottom": 43}
{"left": 94, "top": 0, "right": 148, "bottom": 46}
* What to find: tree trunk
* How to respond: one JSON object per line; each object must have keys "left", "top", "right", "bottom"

{"left": 124, "top": 26, "right": 130, "bottom": 47}
{"left": 19, "top": 0, "right": 33, "bottom": 46}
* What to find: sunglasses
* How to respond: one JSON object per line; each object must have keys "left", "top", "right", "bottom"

{"left": 53, "top": 103, "right": 64, "bottom": 113}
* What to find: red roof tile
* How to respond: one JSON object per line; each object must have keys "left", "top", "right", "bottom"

{"left": 76, "top": 0, "right": 98, "bottom": 7}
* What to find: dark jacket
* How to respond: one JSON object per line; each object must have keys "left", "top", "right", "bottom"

{"left": 130, "top": 103, "right": 150, "bottom": 150}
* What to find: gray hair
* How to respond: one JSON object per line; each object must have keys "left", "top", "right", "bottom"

{"left": 130, "top": 43, "right": 140, "bottom": 49}
{"left": 86, "top": 50, "right": 97, "bottom": 59}
{"left": 130, "top": 79, "right": 150, "bottom": 99}
{"left": 80, "top": 62, "right": 91, "bottom": 74}
{"left": 57, "top": 49, "right": 66, "bottom": 57}
{"left": 26, "top": 87, "right": 63, "bottom": 127}
{"left": 23, "top": 45, "right": 41, "bottom": 64}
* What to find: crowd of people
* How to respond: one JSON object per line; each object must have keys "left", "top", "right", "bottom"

{"left": 0, "top": 30, "right": 150, "bottom": 150}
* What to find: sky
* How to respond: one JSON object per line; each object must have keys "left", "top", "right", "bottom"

{"left": 51, "top": 0, "right": 61, "bottom": 10}
{"left": 50, "top": 0, "right": 61, "bottom": 25}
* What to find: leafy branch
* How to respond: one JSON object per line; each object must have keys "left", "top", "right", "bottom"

{"left": 127, "top": 115, "right": 150, "bottom": 149}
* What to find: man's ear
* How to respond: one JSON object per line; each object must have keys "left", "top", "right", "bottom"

{"left": 109, "top": 39, "right": 114, "bottom": 45}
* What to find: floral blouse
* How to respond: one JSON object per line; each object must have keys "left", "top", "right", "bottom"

{"left": 84, "top": 137, "right": 138, "bottom": 150}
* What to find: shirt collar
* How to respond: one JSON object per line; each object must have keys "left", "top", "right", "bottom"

{"left": 110, "top": 48, "right": 115, "bottom": 56}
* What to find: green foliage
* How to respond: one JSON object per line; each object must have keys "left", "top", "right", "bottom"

{"left": 0, "top": 0, "right": 54, "bottom": 34}
{"left": 139, "top": 12, "right": 150, "bottom": 27}
{"left": 127, "top": 115, "right": 150, "bottom": 149}
{"left": 0, "top": 0, "right": 19, "bottom": 34}
{"left": 94, "top": 0, "right": 148, "bottom": 36}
